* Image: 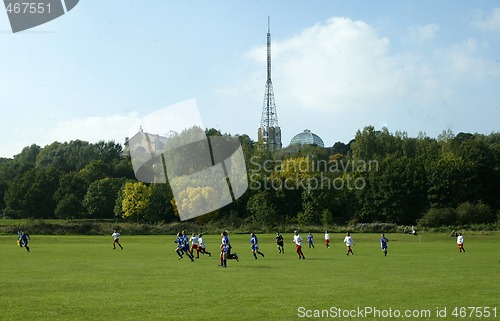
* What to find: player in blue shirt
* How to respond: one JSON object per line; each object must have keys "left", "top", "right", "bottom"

{"left": 250, "top": 232, "right": 265, "bottom": 259}
{"left": 219, "top": 231, "right": 238, "bottom": 267}
{"left": 219, "top": 231, "right": 230, "bottom": 267}
{"left": 174, "top": 232, "right": 185, "bottom": 258}
{"left": 182, "top": 230, "right": 194, "bottom": 261}
{"left": 19, "top": 231, "right": 30, "bottom": 252}
{"left": 307, "top": 232, "right": 315, "bottom": 248}
{"left": 174, "top": 231, "right": 194, "bottom": 262}
{"left": 380, "top": 233, "right": 389, "bottom": 256}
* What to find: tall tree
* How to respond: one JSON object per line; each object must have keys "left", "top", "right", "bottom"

{"left": 4, "top": 167, "right": 61, "bottom": 218}
{"left": 120, "top": 182, "right": 152, "bottom": 222}
{"left": 83, "top": 178, "right": 126, "bottom": 219}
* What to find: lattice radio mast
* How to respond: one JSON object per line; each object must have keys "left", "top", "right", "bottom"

{"left": 258, "top": 16, "right": 282, "bottom": 151}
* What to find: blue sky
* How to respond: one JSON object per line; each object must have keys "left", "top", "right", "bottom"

{"left": 1, "top": 1, "right": 499, "bottom": 158}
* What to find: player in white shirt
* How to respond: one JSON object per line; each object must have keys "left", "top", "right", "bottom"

{"left": 324, "top": 231, "right": 331, "bottom": 248}
{"left": 196, "top": 233, "right": 211, "bottom": 257}
{"left": 292, "top": 230, "right": 305, "bottom": 259}
{"left": 189, "top": 233, "right": 199, "bottom": 257}
{"left": 343, "top": 232, "right": 354, "bottom": 255}
{"left": 112, "top": 230, "right": 123, "bottom": 250}
{"left": 457, "top": 233, "right": 465, "bottom": 253}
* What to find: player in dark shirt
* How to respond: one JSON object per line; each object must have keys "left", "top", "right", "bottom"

{"left": 276, "top": 232, "right": 284, "bottom": 253}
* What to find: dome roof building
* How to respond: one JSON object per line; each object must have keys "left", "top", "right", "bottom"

{"left": 290, "top": 129, "right": 324, "bottom": 147}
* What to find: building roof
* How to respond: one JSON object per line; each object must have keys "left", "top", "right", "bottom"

{"left": 290, "top": 129, "right": 324, "bottom": 147}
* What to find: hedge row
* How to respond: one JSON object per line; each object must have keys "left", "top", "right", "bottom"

{"left": 6, "top": 220, "right": 497, "bottom": 235}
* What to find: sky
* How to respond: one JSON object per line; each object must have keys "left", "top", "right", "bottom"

{"left": 1, "top": 1, "right": 499, "bottom": 158}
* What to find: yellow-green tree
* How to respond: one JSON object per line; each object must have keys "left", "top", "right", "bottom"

{"left": 121, "top": 182, "right": 152, "bottom": 221}
{"left": 175, "top": 186, "right": 220, "bottom": 216}
{"left": 269, "top": 156, "right": 314, "bottom": 190}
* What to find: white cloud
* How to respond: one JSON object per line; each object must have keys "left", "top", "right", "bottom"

{"left": 435, "top": 38, "right": 498, "bottom": 81}
{"left": 50, "top": 113, "right": 140, "bottom": 145}
{"left": 409, "top": 23, "right": 440, "bottom": 41}
{"left": 243, "top": 16, "right": 499, "bottom": 113}
{"left": 2, "top": 113, "right": 140, "bottom": 158}
{"left": 213, "top": 15, "right": 500, "bottom": 147}
{"left": 246, "top": 17, "right": 431, "bottom": 112}
{"left": 474, "top": 7, "right": 500, "bottom": 31}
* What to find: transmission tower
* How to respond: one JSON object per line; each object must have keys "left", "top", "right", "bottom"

{"left": 258, "top": 16, "right": 282, "bottom": 151}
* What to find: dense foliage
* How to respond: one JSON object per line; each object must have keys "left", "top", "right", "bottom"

{"left": 0, "top": 127, "right": 499, "bottom": 228}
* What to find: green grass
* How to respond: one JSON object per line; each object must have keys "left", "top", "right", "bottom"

{"left": 0, "top": 233, "right": 499, "bottom": 321}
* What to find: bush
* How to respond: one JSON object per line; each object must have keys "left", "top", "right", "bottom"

{"left": 419, "top": 202, "right": 496, "bottom": 228}
{"left": 348, "top": 223, "right": 398, "bottom": 233}
{"left": 475, "top": 202, "right": 495, "bottom": 224}
{"left": 418, "top": 208, "right": 456, "bottom": 227}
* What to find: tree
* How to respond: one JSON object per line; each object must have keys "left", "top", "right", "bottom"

{"left": 355, "top": 155, "right": 428, "bottom": 224}
{"left": 332, "top": 141, "right": 350, "bottom": 155}
{"left": 83, "top": 178, "right": 126, "bottom": 218}
{"left": 175, "top": 186, "right": 221, "bottom": 218}
{"left": 0, "top": 144, "right": 40, "bottom": 186}
{"left": 120, "top": 182, "right": 152, "bottom": 221}
{"left": 93, "top": 140, "right": 123, "bottom": 163}
{"left": 4, "top": 167, "right": 61, "bottom": 218}
{"left": 36, "top": 140, "right": 120, "bottom": 172}
{"left": 247, "top": 190, "right": 279, "bottom": 226}
{"left": 143, "top": 182, "right": 175, "bottom": 223}
{"left": 55, "top": 194, "right": 85, "bottom": 219}
{"left": 13, "top": 144, "right": 40, "bottom": 169}
{"left": 0, "top": 179, "right": 7, "bottom": 211}
{"left": 351, "top": 126, "right": 380, "bottom": 160}
{"left": 78, "top": 160, "right": 110, "bottom": 186}
{"left": 53, "top": 172, "right": 87, "bottom": 218}
{"left": 427, "top": 152, "right": 477, "bottom": 208}
{"left": 455, "top": 135, "right": 497, "bottom": 209}
{"left": 35, "top": 141, "right": 71, "bottom": 171}
{"left": 237, "top": 134, "right": 255, "bottom": 164}
{"left": 3, "top": 169, "right": 33, "bottom": 218}
{"left": 111, "top": 157, "right": 136, "bottom": 179}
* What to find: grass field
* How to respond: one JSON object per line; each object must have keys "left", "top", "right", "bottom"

{"left": 0, "top": 232, "right": 498, "bottom": 321}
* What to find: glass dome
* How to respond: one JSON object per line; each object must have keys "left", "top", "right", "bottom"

{"left": 290, "top": 129, "right": 324, "bottom": 147}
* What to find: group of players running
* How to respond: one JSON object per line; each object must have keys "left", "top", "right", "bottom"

{"left": 171, "top": 230, "right": 269, "bottom": 268}
{"left": 16, "top": 228, "right": 466, "bottom": 260}
{"left": 16, "top": 228, "right": 389, "bottom": 262}
{"left": 173, "top": 231, "right": 212, "bottom": 262}
{"left": 169, "top": 229, "right": 391, "bottom": 268}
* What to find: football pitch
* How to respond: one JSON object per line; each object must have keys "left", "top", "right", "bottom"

{"left": 0, "top": 232, "right": 498, "bottom": 321}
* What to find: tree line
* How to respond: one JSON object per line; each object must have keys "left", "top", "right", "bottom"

{"left": 0, "top": 126, "right": 499, "bottom": 228}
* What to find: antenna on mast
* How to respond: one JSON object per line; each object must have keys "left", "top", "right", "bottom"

{"left": 258, "top": 16, "right": 282, "bottom": 151}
